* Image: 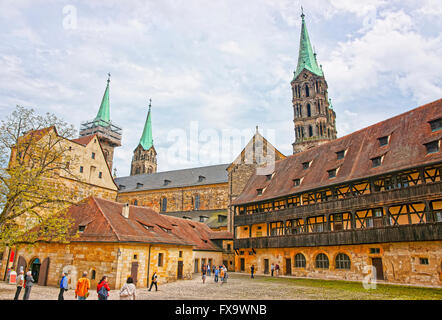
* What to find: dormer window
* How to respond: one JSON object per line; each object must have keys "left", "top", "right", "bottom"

{"left": 164, "top": 179, "right": 171, "bottom": 186}
{"left": 257, "top": 188, "right": 263, "bottom": 195}
{"left": 136, "top": 183, "right": 143, "bottom": 189}
{"left": 336, "top": 150, "right": 345, "bottom": 160}
{"left": 119, "top": 185, "right": 126, "bottom": 190}
{"left": 198, "top": 175, "right": 206, "bottom": 182}
{"left": 424, "top": 140, "right": 440, "bottom": 154}
{"left": 429, "top": 118, "right": 441, "bottom": 132}
{"left": 302, "top": 161, "right": 311, "bottom": 170}
{"left": 378, "top": 136, "right": 389, "bottom": 147}
{"left": 328, "top": 168, "right": 337, "bottom": 178}
{"left": 371, "top": 156, "right": 383, "bottom": 168}
{"left": 78, "top": 225, "right": 86, "bottom": 233}
{"left": 293, "top": 178, "right": 301, "bottom": 187}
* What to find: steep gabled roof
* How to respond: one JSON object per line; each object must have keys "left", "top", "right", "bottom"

{"left": 71, "top": 134, "right": 97, "bottom": 146}
{"left": 233, "top": 98, "right": 442, "bottom": 205}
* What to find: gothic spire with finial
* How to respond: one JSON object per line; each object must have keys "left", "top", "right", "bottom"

{"left": 94, "top": 73, "right": 111, "bottom": 126}
{"left": 294, "top": 10, "right": 323, "bottom": 80}
{"left": 139, "top": 98, "right": 154, "bottom": 150}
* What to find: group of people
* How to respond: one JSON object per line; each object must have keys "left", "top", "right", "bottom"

{"left": 12, "top": 269, "right": 162, "bottom": 300}
{"left": 201, "top": 264, "right": 228, "bottom": 285}
{"left": 250, "top": 263, "right": 279, "bottom": 279}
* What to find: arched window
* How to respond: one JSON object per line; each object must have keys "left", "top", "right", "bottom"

{"left": 161, "top": 197, "right": 167, "bottom": 212}
{"left": 315, "top": 253, "right": 329, "bottom": 269}
{"left": 294, "top": 253, "right": 306, "bottom": 268}
{"left": 308, "top": 125, "right": 313, "bottom": 137}
{"left": 194, "top": 194, "right": 200, "bottom": 210}
{"left": 135, "top": 167, "right": 140, "bottom": 175}
{"left": 91, "top": 269, "right": 96, "bottom": 280}
{"left": 307, "top": 104, "right": 311, "bottom": 117}
{"left": 335, "top": 253, "right": 351, "bottom": 269}
{"left": 305, "top": 84, "right": 310, "bottom": 97}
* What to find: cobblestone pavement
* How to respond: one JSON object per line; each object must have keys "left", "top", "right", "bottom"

{"left": 0, "top": 273, "right": 439, "bottom": 300}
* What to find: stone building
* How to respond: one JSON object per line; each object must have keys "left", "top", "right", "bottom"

{"left": 232, "top": 99, "right": 442, "bottom": 286}
{"left": 292, "top": 13, "right": 337, "bottom": 154}
{"left": 1, "top": 197, "right": 232, "bottom": 289}
{"left": 78, "top": 75, "right": 122, "bottom": 171}
{"left": 130, "top": 99, "right": 158, "bottom": 176}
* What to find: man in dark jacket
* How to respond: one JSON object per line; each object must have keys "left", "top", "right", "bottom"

{"left": 148, "top": 272, "right": 158, "bottom": 291}
{"left": 58, "top": 272, "right": 68, "bottom": 300}
{"left": 251, "top": 265, "right": 255, "bottom": 279}
{"left": 23, "top": 271, "right": 34, "bottom": 300}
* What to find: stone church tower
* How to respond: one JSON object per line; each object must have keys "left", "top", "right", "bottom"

{"left": 130, "top": 100, "right": 157, "bottom": 176}
{"left": 79, "top": 74, "right": 122, "bottom": 170}
{"left": 291, "top": 12, "right": 337, "bottom": 154}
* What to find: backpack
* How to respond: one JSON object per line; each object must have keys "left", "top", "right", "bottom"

{"left": 98, "top": 283, "right": 108, "bottom": 298}
{"left": 120, "top": 284, "right": 130, "bottom": 298}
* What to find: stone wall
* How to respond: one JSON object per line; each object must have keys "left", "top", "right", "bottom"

{"left": 234, "top": 241, "right": 442, "bottom": 286}
{"left": 117, "top": 183, "right": 228, "bottom": 213}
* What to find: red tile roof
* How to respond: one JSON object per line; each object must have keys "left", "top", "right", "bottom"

{"left": 233, "top": 98, "right": 442, "bottom": 205}
{"left": 71, "top": 134, "right": 96, "bottom": 146}
{"left": 68, "top": 197, "right": 224, "bottom": 251}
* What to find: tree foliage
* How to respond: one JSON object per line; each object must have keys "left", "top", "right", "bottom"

{"left": 0, "top": 106, "right": 81, "bottom": 248}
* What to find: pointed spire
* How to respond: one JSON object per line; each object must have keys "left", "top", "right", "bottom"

{"left": 94, "top": 73, "right": 111, "bottom": 126}
{"left": 294, "top": 11, "right": 323, "bottom": 80}
{"left": 139, "top": 98, "right": 153, "bottom": 150}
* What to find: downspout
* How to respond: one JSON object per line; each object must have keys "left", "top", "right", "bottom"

{"left": 146, "top": 244, "right": 151, "bottom": 288}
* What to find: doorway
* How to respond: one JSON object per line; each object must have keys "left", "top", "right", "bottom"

{"left": 285, "top": 258, "right": 292, "bottom": 275}
{"left": 240, "top": 258, "right": 245, "bottom": 272}
{"left": 264, "top": 259, "right": 269, "bottom": 274}
{"left": 30, "top": 258, "right": 41, "bottom": 282}
{"left": 194, "top": 259, "right": 199, "bottom": 273}
{"left": 131, "top": 262, "right": 139, "bottom": 285}
{"left": 177, "top": 261, "right": 183, "bottom": 279}
{"left": 371, "top": 258, "right": 384, "bottom": 280}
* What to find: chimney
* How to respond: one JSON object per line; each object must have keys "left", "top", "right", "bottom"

{"left": 122, "top": 203, "right": 129, "bottom": 219}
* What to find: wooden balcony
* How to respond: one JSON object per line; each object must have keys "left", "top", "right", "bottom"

{"left": 234, "top": 222, "right": 442, "bottom": 249}
{"left": 234, "top": 182, "right": 442, "bottom": 226}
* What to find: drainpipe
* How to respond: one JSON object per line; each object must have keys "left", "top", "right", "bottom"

{"left": 146, "top": 244, "right": 152, "bottom": 288}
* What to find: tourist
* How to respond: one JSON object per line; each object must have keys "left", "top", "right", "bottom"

{"left": 271, "top": 263, "right": 275, "bottom": 277}
{"left": 75, "top": 271, "right": 90, "bottom": 300}
{"left": 14, "top": 270, "right": 24, "bottom": 300}
{"left": 207, "top": 264, "right": 211, "bottom": 276}
{"left": 148, "top": 272, "right": 158, "bottom": 291}
{"left": 202, "top": 265, "right": 207, "bottom": 284}
{"left": 251, "top": 265, "right": 255, "bottom": 279}
{"left": 97, "top": 276, "right": 111, "bottom": 300}
{"left": 58, "top": 272, "right": 68, "bottom": 300}
{"left": 214, "top": 267, "right": 219, "bottom": 282}
{"left": 219, "top": 267, "right": 225, "bottom": 284}
{"left": 275, "top": 264, "right": 280, "bottom": 277}
{"left": 212, "top": 264, "right": 216, "bottom": 276}
{"left": 120, "top": 277, "right": 136, "bottom": 300}
{"left": 23, "top": 271, "right": 34, "bottom": 300}
{"left": 223, "top": 265, "right": 228, "bottom": 283}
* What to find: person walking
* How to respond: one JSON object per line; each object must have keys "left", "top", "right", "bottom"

{"left": 97, "top": 276, "right": 111, "bottom": 300}
{"left": 214, "top": 267, "right": 219, "bottom": 283}
{"left": 219, "top": 267, "right": 225, "bottom": 285}
{"left": 14, "top": 270, "right": 24, "bottom": 300}
{"left": 75, "top": 272, "right": 90, "bottom": 300}
{"left": 201, "top": 265, "right": 207, "bottom": 284}
{"left": 222, "top": 265, "right": 228, "bottom": 283}
{"left": 207, "top": 264, "right": 211, "bottom": 276}
{"left": 275, "top": 264, "right": 280, "bottom": 277}
{"left": 148, "top": 272, "right": 158, "bottom": 291}
{"left": 271, "top": 263, "right": 275, "bottom": 277}
{"left": 212, "top": 264, "right": 216, "bottom": 276}
{"left": 251, "top": 265, "right": 255, "bottom": 279}
{"left": 119, "top": 277, "right": 136, "bottom": 300}
{"left": 58, "top": 272, "right": 68, "bottom": 300}
{"left": 23, "top": 271, "right": 34, "bottom": 300}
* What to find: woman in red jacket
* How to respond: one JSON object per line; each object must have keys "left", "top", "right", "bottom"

{"left": 97, "top": 276, "right": 111, "bottom": 300}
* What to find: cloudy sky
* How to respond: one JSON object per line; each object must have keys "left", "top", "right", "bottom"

{"left": 1, "top": 0, "right": 441, "bottom": 176}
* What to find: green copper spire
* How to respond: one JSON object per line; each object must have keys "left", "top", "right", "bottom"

{"left": 94, "top": 73, "right": 111, "bottom": 126}
{"left": 293, "top": 11, "right": 323, "bottom": 80}
{"left": 139, "top": 99, "right": 153, "bottom": 150}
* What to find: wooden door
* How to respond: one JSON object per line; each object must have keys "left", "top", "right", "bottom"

{"left": 285, "top": 258, "right": 292, "bottom": 275}
{"left": 17, "top": 256, "right": 27, "bottom": 274}
{"left": 194, "top": 259, "right": 199, "bottom": 273}
{"left": 264, "top": 259, "right": 269, "bottom": 274}
{"left": 38, "top": 258, "right": 50, "bottom": 286}
{"left": 131, "top": 262, "right": 139, "bottom": 284}
{"left": 177, "top": 261, "right": 183, "bottom": 279}
{"left": 371, "top": 258, "right": 384, "bottom": 280}
{"left": 240, "top": 258, "right": 245, "bottom": 272}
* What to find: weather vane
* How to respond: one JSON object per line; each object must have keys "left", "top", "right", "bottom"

{"left": 107, "top": 72, "right": 111, "bottom": 83}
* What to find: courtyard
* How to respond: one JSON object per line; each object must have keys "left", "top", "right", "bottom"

{"left": 0, "top": 273, "right": 441, "bottom": 300}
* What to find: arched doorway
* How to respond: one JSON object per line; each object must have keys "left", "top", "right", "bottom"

{"left": 30, "top": 258, "right": 41, "bottom": 281}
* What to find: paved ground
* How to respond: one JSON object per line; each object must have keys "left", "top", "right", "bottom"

{"left": 1, "top": 273, "right": 441, "bottom": 300}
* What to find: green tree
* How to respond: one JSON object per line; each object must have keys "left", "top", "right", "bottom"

{"left": 0, "top": 106, "right": 80, "bottom": 249}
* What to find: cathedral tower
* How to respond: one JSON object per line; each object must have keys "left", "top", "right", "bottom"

{"left": 291, "top": 12, "right": 337, "bottom": 154}
{"left": 79, "top": 74, "right": 122, "bottom": 170}
{"left": 130, "top": 99, "right": 157, "bottom": 176}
